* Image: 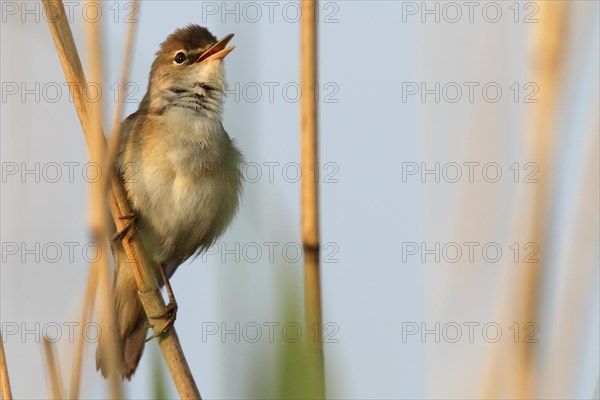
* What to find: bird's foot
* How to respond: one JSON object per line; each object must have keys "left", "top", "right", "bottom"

{"left": 145, "top": 301, "right": 178, "bottom": 342}
{"left": 112, "top": 213, "right": 137, "bottom": 242}
{"left": 145, "top": 263, "right": 178, "bottom": 342}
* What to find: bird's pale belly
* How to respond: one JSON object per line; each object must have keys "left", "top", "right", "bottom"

{"left": 125, "top": 155, "right": 240, "bottom": 266}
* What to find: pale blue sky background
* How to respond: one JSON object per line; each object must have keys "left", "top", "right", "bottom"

{"left": 1, "top": 1, "right": 599, "bottom": 399}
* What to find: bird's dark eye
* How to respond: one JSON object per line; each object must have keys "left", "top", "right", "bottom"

{"left": 174, "top": 52, "right": 187, "bottom": 64}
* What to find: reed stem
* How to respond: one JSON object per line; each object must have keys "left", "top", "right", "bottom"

{"left": 42, "top": 339, "right": 65, "bottom": 400}
{"left": 42, "top": 1, "right": 201, "bottom": 397}
{"left": 300, "top": 1, "right": 325, "bottom": 398}
{"left": 0, "top": 334, "right": 13, "bottom": 400}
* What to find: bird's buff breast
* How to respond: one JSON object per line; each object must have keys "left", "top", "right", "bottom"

{"left": 122, "top": 113, "right": 242, "bottom": 264}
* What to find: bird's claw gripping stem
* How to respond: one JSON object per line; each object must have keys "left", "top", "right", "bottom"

{"left": 145, "top": 263, "right": 178, "bottom": 342}
{"left": 146, "top": 301, "right": 178, "bottom": 342}
{"left": 112, "top": 213, "right": 138, "bottom": 242}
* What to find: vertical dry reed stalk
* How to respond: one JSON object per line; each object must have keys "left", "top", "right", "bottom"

{"left": 42, "top": 339, "right": 65, "bottom": 400}
{"left": 300, "top": 1, "right": 325, "bottom": 398}
{"left": 481, "top": 2, "right": 567, "bottom": 398}
{"left": 0, "top": 334, "right": 12, "bottom": 400}
{"left": 517, "top": 3, "right": 567, "bottom": 397}
{"left": 69, "top": 263, "right": 99, "bottom": 399}
{"left": 42, "top": 1, "right": 201, "bottom": 398}
{"left": 69, "top": 4, "right": 138, "bottom": 397}
{"left": 83, "top": 1, "right": 123, "bottom": 397}
{"left": 104, "top": 0, "right": 138, "bottom": 179}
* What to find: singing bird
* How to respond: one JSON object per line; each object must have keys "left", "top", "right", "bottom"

{"left": 96, "top": 25, "right": 243, "bottom": 379}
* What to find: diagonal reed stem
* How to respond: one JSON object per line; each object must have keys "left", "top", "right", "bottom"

{"left": 41, "top": 1, "right": 201, "bottom": 398}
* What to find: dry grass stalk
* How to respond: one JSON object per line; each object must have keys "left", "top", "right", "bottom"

{"left": 82, "top": 1, "right": 123, "bottom": 398}
{"left": 481, "top": 2, "right": 568, "bottom": 398}
{"left": 42, "top": 339, "right": 65, "bottom": 400}
{"left": 69, "top": 4, "right": 138, "bottom": 397}
{"left": 42, "top": 1, "right": 201, "bottom": 398}
{"left": 517, "top": 2, "right": 567, "bottom": 397}
{"left": 69, "top": 260, "right": 99, "bottom": 399}
{"left": 104, "top": 0, "right": 138, "bottom": 182}
{"left": 300, "top": 1, "right": 325, "bottom": 397}
{"left": 0, "top": 334, "right": 13, "bottom": 400}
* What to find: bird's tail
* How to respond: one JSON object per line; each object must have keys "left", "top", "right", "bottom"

{"left": 96, "top": 241, "right": 148, "bottom": 380}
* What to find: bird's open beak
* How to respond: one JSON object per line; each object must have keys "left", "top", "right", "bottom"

{"left": 195, "top": 33, "right": 236, "bottom": 63}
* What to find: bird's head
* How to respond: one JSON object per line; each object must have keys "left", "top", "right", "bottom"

{"left": 146, "top": 24, "right": 235, "bottom": 116}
